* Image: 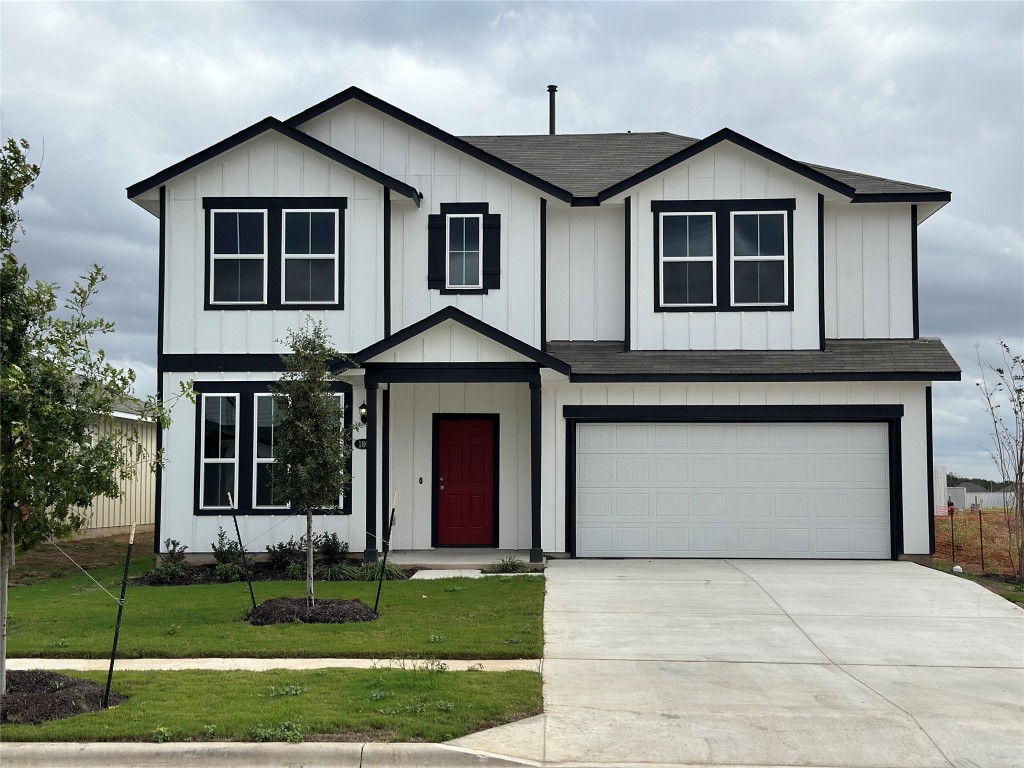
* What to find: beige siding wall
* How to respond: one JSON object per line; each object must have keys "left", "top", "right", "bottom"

{"left": 83, "top": 417, "right": 157, "bottom": 531}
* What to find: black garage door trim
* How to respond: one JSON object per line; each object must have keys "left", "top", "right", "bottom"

{"left": 563, "top": 405, "right": 905, "bottom": 560}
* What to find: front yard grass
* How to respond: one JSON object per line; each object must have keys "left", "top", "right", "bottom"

{"left": 932, "top": 557, "right": 1024, "bottom": 605}
{"left": 7, "top": 571, "right": 544, "bottom": 659}
{"left": 0, "top": 667, "right": 542, "bottom": 742}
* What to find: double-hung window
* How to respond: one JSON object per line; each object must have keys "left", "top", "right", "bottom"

{"left": 282, "top": 210, "right": 339, "bottom": 304}
{"left": 427, "top": 203, "right": 500, "bottom": 293}
{"left": 659, "top": 212, "right": 716, "bottom": 307}
{"left": 253, "top": 393, "right": 345, "bottom": 510}
{"left": 210, "top": 211, "right": 267, "bottom": 304}
{"left": 200, "top": 394, "right": 238, "bottom": 509}
{"left": 204, "top": 197, "right": 346, "bottom": 310}
{"left": 446, "top": 214, "right": 483, "bottom": 289}
{"left": 653, "top": 199, "right": 794, "bottom": 312}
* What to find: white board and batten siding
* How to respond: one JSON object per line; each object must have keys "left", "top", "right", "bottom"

{"left": 824, "top": 204, "right": 915, "bottom": 339}
{"left": 365, "top": 320, "right": 535, "bottom": 365}
{"left": 545, "top": 206, "right": 625, "bottom": 341}
{"left": 163, "top": 133, "right": 386, "bottom": 357}
{"left": 298, "top": 101, "right": 544, "bottom": 348}
{"left": 626, "top": 143, "right": 824, "bottom": 351}
{"left": 160, "top": 371, "right": 374, "bottom": 555}
{"left": 539, "top": 380, "right": 931, "bottom": 557}
{"left": 575, "top": 422, "right": 890, "bottom": 558}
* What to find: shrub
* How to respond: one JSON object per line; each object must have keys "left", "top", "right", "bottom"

{"left": 266, "top": 536, "right": 305, "bottom": 572}
{"left": 319, "top": 532, "right": 349, "bottom": 565}
{"left": 485, "top": 556, "right": 529, "bottom": 574}
{"left": 266, "top": 533, "right": 351, "bottom": 577}
{"left": 215, "top": 562, "right": 248, "bottom": 583}
{"left": 352, "top": 561, "right": 408, "bottom": 581}
{"left": 211, "top": 528, "right": 249, "bottom": 582}
{"left": 318, "top": 562, "right": 358, "bottom": 581}
{"left": 145, "top": 540, "right": 190, "bottom": 584}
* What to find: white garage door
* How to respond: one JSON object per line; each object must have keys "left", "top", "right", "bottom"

{"left": 575, "top": 422, "right": 891, "bottom": 559}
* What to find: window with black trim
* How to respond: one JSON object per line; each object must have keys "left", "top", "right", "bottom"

{"left": 194, "top": 383, "right": 352, "bottom": 515}
{"left": 427, "top": 203, "right": 500, "bottom": 293}
{"left": 653, "top": 199, "right": 794, "bottom": 312}
{"left": 204, "top": 197, "right": 346, "bottom": 310}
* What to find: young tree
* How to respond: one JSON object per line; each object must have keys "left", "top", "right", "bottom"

{"left": 0, "top": 138, "right": 174, "bottom": 701}
{"left": 976, "top": 342, "right": 1024, "bottom": 580}
{"left": 270, "top": 320, "right": 352, "bottom": 607}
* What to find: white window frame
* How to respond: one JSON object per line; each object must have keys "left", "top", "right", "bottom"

{"left": 729, "top": 210, "right": 789, "bottom": 307}
{"left": 199, "top": 393, "right": 239, "bottom": 510}
{"left": 251, "top": 393, "right": 346, "bottom": 511}
{"left": 209, "top": 209, "right": 268, "bottom": 305}
{"left": 280, "top": 209, "right": 339, "bottom": 305}
{"left": 253, "top": 394, "right": 288, "bottom": 510}
{"left": 445, "top": 213, "right": 483, "bottom": 290}
{"left": 659, "top": 211, "right": 717, "bottom": 308}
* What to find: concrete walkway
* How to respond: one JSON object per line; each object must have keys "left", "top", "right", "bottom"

{"left": 452, "top": 559, "right": 1024, "bottom": 768}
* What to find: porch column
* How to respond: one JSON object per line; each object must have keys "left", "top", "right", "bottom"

{"left": 363, "top": 381, "right": 378, "bottom": 563}
{"left": 529, "top": 380, "right": 543, "bottom": 563}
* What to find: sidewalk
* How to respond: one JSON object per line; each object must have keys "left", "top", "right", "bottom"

{"left": 7, "top": 657, "right": 541, "bottom": 672}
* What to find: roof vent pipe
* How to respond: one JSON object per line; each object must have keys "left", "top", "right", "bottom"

{"left": 547, "top": 85, "right": 557, "bottom": 135}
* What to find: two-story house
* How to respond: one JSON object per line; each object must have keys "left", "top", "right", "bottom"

{"left": 128, "top": 86, "right": 959, "bottom": 564}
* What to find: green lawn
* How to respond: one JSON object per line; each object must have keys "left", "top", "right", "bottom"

{"left": 7, "top": 569, "right": 544, "bottom": 659}
{"left": 0, "top": 668, "right": 542, "bottom": 742}
{"left": 932, "top": 558, "right": 1024, "bottom": 604}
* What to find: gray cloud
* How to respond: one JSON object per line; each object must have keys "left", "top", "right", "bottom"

{"left": 2, "top": 0, "right": 1021, "bottom": 479}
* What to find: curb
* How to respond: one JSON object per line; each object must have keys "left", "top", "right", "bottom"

{"left": 0, "top": 742, "right": 541, "bottom": 768}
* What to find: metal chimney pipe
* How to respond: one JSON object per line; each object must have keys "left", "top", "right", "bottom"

{"left": 547, "top": 85, "right": 557, "bottom": 135}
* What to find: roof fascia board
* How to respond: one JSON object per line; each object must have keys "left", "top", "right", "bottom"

{"left": 852, "top": 192, "right": 951, "bottom": 204}
{"left": 597, "top": 128, "right": 858, "bottom": 202}
{"left": 346, "top": 306, "right": 571, "bottom": 375}
{"left": 127, "top": 116, "right": 421, "bottom": 206}
{"left": 286, "top": 87, "right": 575, "bottom": 204}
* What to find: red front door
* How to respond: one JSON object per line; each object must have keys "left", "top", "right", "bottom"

{"left": 436, "top": 417, "right": 496, "bottom": 546}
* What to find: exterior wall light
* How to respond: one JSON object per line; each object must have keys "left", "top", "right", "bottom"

{"left": 358, "top": 402, "right": 368, "bottom": 423}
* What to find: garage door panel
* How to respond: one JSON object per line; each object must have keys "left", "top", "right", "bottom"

{"left": 576, "top": 423, "right": 890, "bottom": 559}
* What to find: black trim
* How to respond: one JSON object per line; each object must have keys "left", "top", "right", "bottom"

{"left": 911, "top": 205, "right": 920, "bottom": 339}
{"left": 203, "top": 198, "right": 347, "bottom": 311}
{"left": 127, "top": 116, "right": 421, "bottom": 205}
{"left": 529, "top": 381, "right": 543, "bottom": 563}
{"left": 540, "top": 198, "right": 547, "bottom": 352}
{"left": 285, "top": 87, "right": 574, "bottom": 204}
{"left": 818, "top": 193, "right": 826, "bottom": 350}
{"left": 383, "top": 190, "right": 391, "bottom": 337}
{"left": 427, "top": 203, "right": 500, "bottom": 293}
{"left": 364, "top": 382, "right": 378, "bottom": 562}
{"left": 154, "top": 186, "right": 166, "bottom": 553}
{"left": 348, "top": 305, "right": 571, "bottom": 375}
{"left": 852, "top": 192, "right": 951, "bottom": 204}
{"left": 652, "top": 199, "right": 796, "bottom": 313}
{"left": 160, "top": 354, "right": 289, "bottom": 373}
{"left": 624, "top": 196, "right": 631, "bottom": 352}
{"left": 382, "top": 387, "right": 391, "bottom": 553}
{"left": 569, "top": 371, "right": 962, "bottom": 383}
{"left": 431, "top": 414, "right": 500, "bottom": 548}
{"left": 191, "top": 381, "right": 352, "bottom": 516}
{"left": 563, "top": 404, "right": 905, "bottom": 560}
{"left": 926, "top": 385, "right": 935, "bottom": 555}
{"left": 365, "top": 363, "right": 541, "bottom": 386}
{"left": 599, "top": 128, "right": 857, "bottom": 202}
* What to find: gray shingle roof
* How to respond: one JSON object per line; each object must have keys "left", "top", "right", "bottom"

{"left": 546, "top": 338, "right": 961, "bottom": 381}
{"left": 461, "top": 132, "right": 947, "bottom": 199}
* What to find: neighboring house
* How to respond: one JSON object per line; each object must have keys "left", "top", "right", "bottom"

{"left": 128, "top": 86, "right": 960, "bottom": 563}
{"left": 80, "top": 398, "right": 157, "bottom": 536}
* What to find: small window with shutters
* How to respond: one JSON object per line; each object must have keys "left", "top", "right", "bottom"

{"left": 427, "top": 203, "right": 500, "bottom": 293}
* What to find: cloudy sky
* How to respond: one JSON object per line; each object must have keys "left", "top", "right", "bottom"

{"left": 2, "top": 1, "right": 1021, "bottom": 479}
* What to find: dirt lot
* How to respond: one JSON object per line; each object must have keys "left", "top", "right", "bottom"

{"left": 8, "top": 529, "right": 154, "bottom": 586}
{"left": 934, "top": 511, "right": 1020, "bottom": 577}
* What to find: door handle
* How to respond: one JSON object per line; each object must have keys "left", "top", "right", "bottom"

{"left": 440, "top": 486, "right": 445, "bottom": 491}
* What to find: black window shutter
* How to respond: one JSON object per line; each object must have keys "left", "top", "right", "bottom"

{"left": 427, "top": 214, "right": 445, "bottom": 289}
{"left": 482, "top": 213, "right": 501, "bottom": 289}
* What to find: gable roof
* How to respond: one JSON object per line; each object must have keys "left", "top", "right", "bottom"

{"left": 345, "top": 306, "right": 571, "bottom": 375}
{"left": 464, "top": 130, "right": 950, "bottom": 203}
{"left": 127, "top": 116, "right": 422, "bottom": 206}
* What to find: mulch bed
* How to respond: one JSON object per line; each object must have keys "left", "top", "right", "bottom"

{"left": 132, "top": 561, "right": 415, "bottom": 586}
{"left": 246, "top": 597, "right": 378, "bottom": 626}
{"left": 1, "top": 671, "right": 125, "bottom": 725}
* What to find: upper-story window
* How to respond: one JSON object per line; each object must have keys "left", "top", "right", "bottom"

{"left": 428, "top": 203, "right": 500, "bottom": 294}
{"left": 653, "top": 199, "right": 794, "bottom": 312}
{"left": 204, "top": 197, "right": 346, "bottom": 310}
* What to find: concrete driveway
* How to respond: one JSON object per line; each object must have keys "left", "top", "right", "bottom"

{"left": 454, "top": 559, "right": 1024, "bottom": 768}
